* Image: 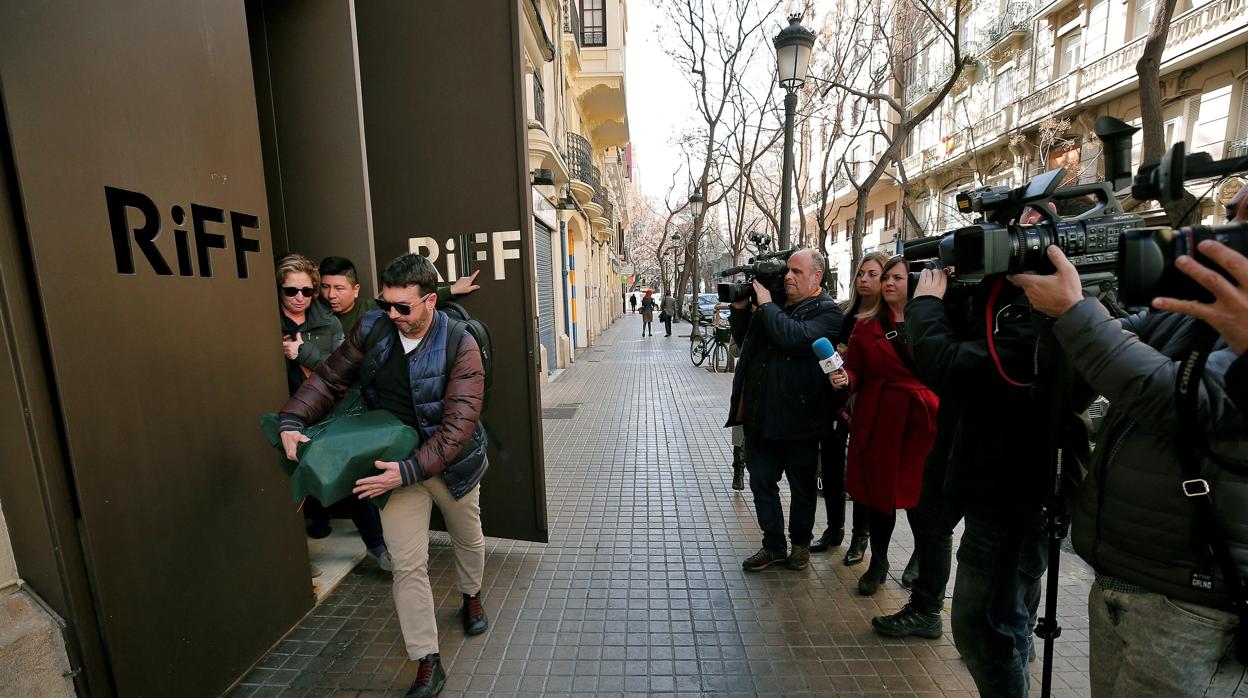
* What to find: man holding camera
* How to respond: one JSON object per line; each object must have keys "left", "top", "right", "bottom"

{"left": 901, "top": 270, "right": 1085, "bottom": 697}
{"left": 725, "top": 248, "right": 842, "bottom": 572}
{"left": 1012, "top": 239, "right": 1248, "bottom": 696}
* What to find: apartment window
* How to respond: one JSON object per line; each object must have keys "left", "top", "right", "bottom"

{"left": 884, "top": 202, "right": 897, "bottom": 230}
{"left": 864, "top": 211, "right": 875, "bottom": 235}
{"left": 1057, "top": 30, "right": 1082, "bottom": 76}
{"left": 1131, "top": 0, "right": 1155, "bottom": 39}
{"left": 581, "top": 0, "right": 606, "bottom": 47}
{"left": 532, "top": 72, "right": 545, "bottom": 127}
{"left": 994, "top": 66, "right": 1016, "bottom": 111}
{"left": 830, "top": 222, "right": 839, "bottom": 243}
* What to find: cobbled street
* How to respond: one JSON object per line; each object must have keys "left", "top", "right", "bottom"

{"left": 233, "top": 313, "right": 1095, "bottom": 697}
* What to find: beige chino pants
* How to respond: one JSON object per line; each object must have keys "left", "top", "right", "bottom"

{"left": 378, "top": 477, "right": 484, "bottom": 659}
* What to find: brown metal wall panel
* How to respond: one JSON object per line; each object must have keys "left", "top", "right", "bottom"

{"left": 247, "top": 0, "right": 379, "bottom": 295}
{"left": 0, "top": 99, "right": 114, "bottom": 697}
{"left": 0, "top": 1, "right": 314, "bottom": 694}
{"left": 355, "top": 0, "right": 549, "bottom": 542}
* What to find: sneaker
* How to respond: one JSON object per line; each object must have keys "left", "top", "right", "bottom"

{"left": 742, "top": 548, "right": 787, "bottom": 572}
{"left": 900, "top": 553, "right": 920, "bottom": 589}
{"left": 405, "top": 653, "right": 446, "bottom": 697}
{"left": 367, "top": 546, "right": 394, "bottom": 572}
{"left": 810, "top": 527, "right": 845, "bottom": 553}
{"left": 857, "top": 560, "right": 889, "bottom": 596}
{"left": 787, "top": 544, "right": 811, "bottom": 570}
{"left": 871, "top": 604, "right": 943, "bottom": 639}
{"left": 732, "top": 465, "right": 745, "bottom": 491}
{"left": 462, "top": 593, "right": 488, "bottom": 635}
{"left": 843, "top": 532, "right": 869, "bottom": 566}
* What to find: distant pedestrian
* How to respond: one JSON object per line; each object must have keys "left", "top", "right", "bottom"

{"left": 640, "top": 290, "right": 656, "bottom": 336}
{"left": 661, "top": 291, "right": 677, "bottom": 337}
{"left": 629, "top": 293, "right": 637, "bottom": 313}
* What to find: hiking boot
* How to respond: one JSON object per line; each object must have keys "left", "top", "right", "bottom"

{"left": 742, "top": 548, "right": 786, "bottom": 572}
{"left": 810, "top": 527, "right": 844, "bottom": 553}
{"left": 786, "top": 544, "right": 810, "bottom": 570}
{"left": 900, "top": 553, "right": 920, "bottom": 589}
{"left": 732, "top": 465, "right": 745, "bottom": 491}
{"left": 857, "top": 559, "right": 889, "bottom": 596}
{"left": 843, "top": 531, "right": 869, "bottom": 566}
{"left": 462, "top": 593, "right": 488, "bottom": 635}
{"left": 405, "top": 653, "right": 446, "bottom": 697}
{"left": 871, "top": 604, "right": 943, "bottom": 639}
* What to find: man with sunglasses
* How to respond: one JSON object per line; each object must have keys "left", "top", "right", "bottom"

{"left": 278, "top": 254, "right": 488, "bottom": 698}
{"left": 319, "top": 254, "right": 482, "bottom": 336}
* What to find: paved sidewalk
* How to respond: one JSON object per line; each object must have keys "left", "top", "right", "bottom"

{"left": 232, "top": 313, "right": 1093, "bottom": 696}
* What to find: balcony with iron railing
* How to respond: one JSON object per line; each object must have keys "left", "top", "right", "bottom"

{"left": 982, "top": 2, "right": 1032, "bottom": 52}
{"left": 566, "top": 132, "right": 599, "bottom": 205}
{"left": 532, "top": 74, "right": 546, "bottom": 128}
{"left": 1017, "top": 0, "right": 1247, "bottom": 126}
{"left": 905, "top": 62, "right": 955, "bottom": 109}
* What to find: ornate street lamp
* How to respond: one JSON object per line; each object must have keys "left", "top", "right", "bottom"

{"left": 669, "top": 232, "right": 682, "bottom": 308}
{"left": 687, "top": 192, "right": 705, "bottom": 334}
{"left": 773, "top": 14, "right": 815, "bottom": 249}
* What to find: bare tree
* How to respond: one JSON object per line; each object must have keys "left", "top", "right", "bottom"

{"left": 1135, "top": 0, "right": 1199, "bottom": 226}
{"left": 660, "top": 0, "right": 783, "bottom": 303}
{"left": 815, "top": 0, "right": 967, "bottom": 274}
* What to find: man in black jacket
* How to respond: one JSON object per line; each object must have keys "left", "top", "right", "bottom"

{"left": 725, "top": 248, "right": 842, "bottom": 572}
{"left": 902, "top": 271, "right": 1089, "bottom": 697}
{"left": 1013, "top": 239, "right": 1248, "bottom": 693}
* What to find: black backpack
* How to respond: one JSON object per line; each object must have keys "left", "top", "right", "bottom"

{"left": 438, "top": 300, "right": 493, "bottom": 409}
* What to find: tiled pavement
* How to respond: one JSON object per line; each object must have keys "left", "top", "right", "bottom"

{"left": 231, "top": 313, "right": 1094, "bottom": 697}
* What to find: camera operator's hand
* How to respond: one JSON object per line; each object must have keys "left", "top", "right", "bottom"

{"left": 1153, "top": 240, "right": 1248, "bottom": 355}
{"left": 752, "top": 280, "right": 773, "bottom": 307}
{"left": 913, "top": 268, "right": 948, "bottom": 299}
{"left": 1008, "top": 246, "right": 1083, "bottom": 317}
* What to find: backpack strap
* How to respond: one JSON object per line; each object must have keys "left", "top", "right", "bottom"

{"left": 361, "top": 312, "right": 394, "bottom": 351}
{"left": 1175, "top": 322, "right": 1248, "bottom": 665}
{"left": 443, "top": 317, "right": 468, "bottom": 388}
{"left": 878, "top": 313, "right": 918, "bottom": 377}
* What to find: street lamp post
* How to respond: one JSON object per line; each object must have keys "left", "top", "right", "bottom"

{"left": 687, "top": 192, "right": 704, "bottom": 337}
{"left": 669, "top": 232, "right": 682, "bottom": 314}
{"left": 773, "top": 14, "right": 815, "bottom": 250}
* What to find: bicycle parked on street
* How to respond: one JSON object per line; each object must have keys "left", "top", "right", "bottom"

{"left": 689, "top": 313, "right": 731, "bottom": 372}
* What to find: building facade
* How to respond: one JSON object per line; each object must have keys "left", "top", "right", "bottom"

{"left": 524, "top": 0, "right": 632, "bottom": 374}
{"left": 804, "top": 0, "right": 1248, "bottom": 295}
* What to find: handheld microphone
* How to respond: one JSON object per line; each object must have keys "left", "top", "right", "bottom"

{"left": 812, "top": 337, "right": 844, "bottom": 374}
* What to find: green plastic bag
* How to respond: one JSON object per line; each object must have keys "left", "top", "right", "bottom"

{"left": 259, "top": 389, "right": 420, "bottom": 509}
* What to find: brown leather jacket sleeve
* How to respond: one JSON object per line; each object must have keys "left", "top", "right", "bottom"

{"left": 413, "top": 332, "right": 484, "bottom": 479}
{"left": 280, "top": 322, "right": 367, "bottom": 424}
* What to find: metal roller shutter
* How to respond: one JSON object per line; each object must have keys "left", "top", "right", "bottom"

{"left": 535, "top": 219, "right": 557, "bottom": 372}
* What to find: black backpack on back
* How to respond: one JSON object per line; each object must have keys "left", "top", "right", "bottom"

{"left": 438, "top": 300, "right": 493, "bottom": 409}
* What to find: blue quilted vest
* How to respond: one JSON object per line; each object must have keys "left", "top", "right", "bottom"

{"left": 356, "top": 309, "right": 488, "bottom": 499}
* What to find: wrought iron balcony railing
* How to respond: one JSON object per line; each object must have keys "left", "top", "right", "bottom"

{"left": 564, "top": 0, "right": 583, "bottom": 48}
{"left": 533, "top": 73, "right": 545, "bottom": 127}
{"left": 984, "top": 2, "right": 1033, "bottom": 46}
{"left": 566, "top": 133, "right": 599, "bottom": 188}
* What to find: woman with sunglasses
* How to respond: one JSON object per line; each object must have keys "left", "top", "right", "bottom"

{"left": 277, "top": 253, "right": 344, "bottom": 397}
{"left": 829, "top": 255, "right": 939, "bottom": 595}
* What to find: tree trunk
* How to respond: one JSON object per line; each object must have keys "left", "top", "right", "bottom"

{"left": 1135, "top": 0, "right": 1199, "bottom": 226}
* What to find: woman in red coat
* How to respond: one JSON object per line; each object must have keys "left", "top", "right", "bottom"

{"left": 830, "top": 256, "right": 939, "bottom": 595}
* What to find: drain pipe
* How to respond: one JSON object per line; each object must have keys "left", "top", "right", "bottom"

{"left": 560, "top": 218, "right": 575, "bottom": 348}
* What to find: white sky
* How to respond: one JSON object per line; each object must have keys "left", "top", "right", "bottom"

{"left": 625, "top": 0, "right": 820, "bottom": 202}
{"left": 625, "top": 0, "right": 696, "bottom": 202}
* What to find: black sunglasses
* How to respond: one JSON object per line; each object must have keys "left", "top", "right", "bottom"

{"left": 281, "top": 286, "right": 315, "bottom": 298}
{"left": 375, "top": 293, "right": 432, "bottom": 316}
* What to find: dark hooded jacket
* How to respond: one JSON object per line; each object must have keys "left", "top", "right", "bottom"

{"left": 725, "top": 292, "right": 843, "bottom": 441}
{"left": 1055, "top": 299, "right": 1248, "bottom": 610}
